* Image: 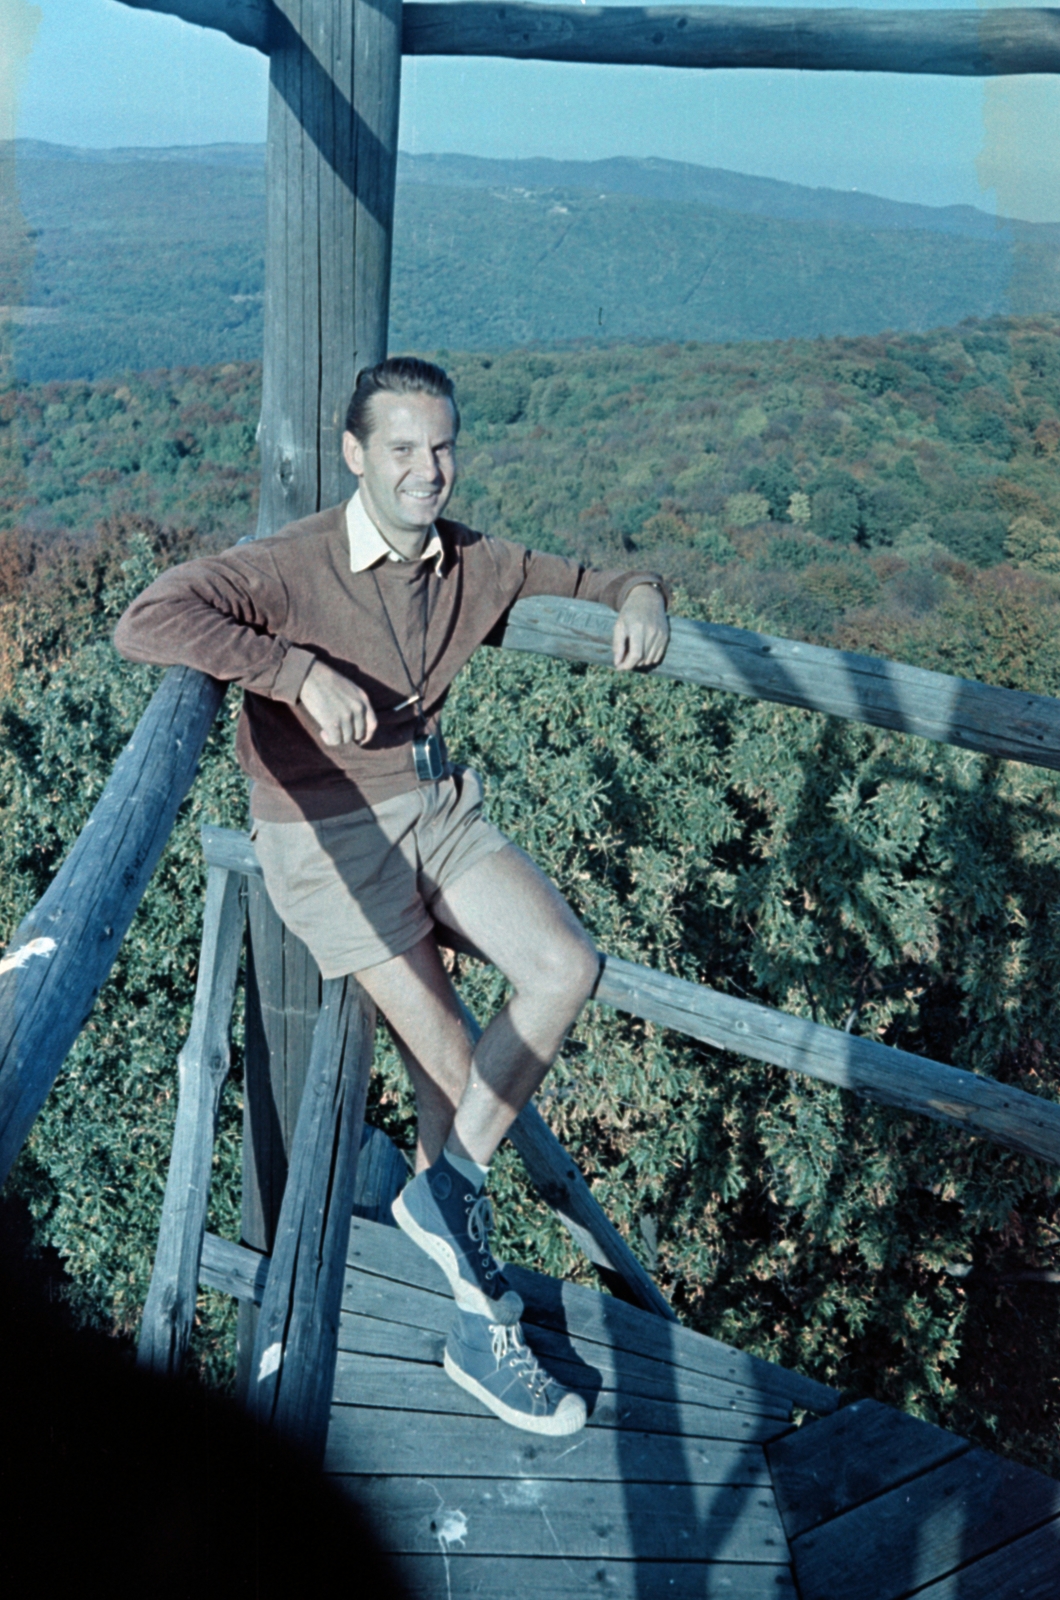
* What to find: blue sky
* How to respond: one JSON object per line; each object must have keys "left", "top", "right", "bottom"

{"left": 11, "top": 0, "right": 1059, "bottom": 219}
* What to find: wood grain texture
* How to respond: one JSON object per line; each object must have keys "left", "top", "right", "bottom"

{"left": 327, "top": 1472, "right": 789, "bottom": 1560}
{"left": 325, "top": 1404, "right": 775, "bottom": 1483}
{"left": 248, "top": 974, "right": 376, "bottom": 1458}
{"left": 401, "top": 4, "right": 1060, "bottom": 76}
{"left": 237, "top": 873, "right": 322, "bottom": 1396}
{"left": 119, "top": 1, "right": 1060, "bottom": 81}
{"left": 0, "top": 667, "right": 225, "bottom": 1185}
{"left": 791, "top": 1447, "right": 1060, "bottom": 1600}
{"left": 376, "top": 1555, "right": 797, "bottom": 1600}
{"left": 201, "top": 1230, "right": 270, "bottom": 1304}
{"left": 347, "top": 1214, "right": 837, "bottom": 1414}
{"left": 137, "top": 865, "right": 245, "bottom": 1377}
{"left": 500, "top": 596, "right": 1060, "bottom": 774}
{"left": 352, "top": 1123, "right": 409, "bottom": 1223}
{"left": 331, "top": 1350, "right": 789, "bottom": 1441}
{"left": 199, "top": 1128, "right": 402, "bottom": 1306}
{"left": 201, "top": 823, "right": 261, "bottom": 878}
{"left": 257, "top": 0, "right": 401, "bottom": 535}
{"left": 338, "top": 1305, "right": 787, "bottom": 1418}
{"left": 909, "top": 1517, "right": 1060, "bottom": 1600}
{"left": 596, "top": 954, "right": 1060, "bottom": 1165}
{"left": 766, "top": 1399, "right": 970, "bottom": 1540}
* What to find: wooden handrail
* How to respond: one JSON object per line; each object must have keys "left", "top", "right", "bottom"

{"left": 596, "top": 958, "right": 1060, "bottom": 1167}
{"left": 117, "top": 2, "right": 1060, "bottom": 78}
{"left": 499, "top": 597, "right": 1060, "bottom": 774}
{"left": 208, "top": 827, "right": 1060, "bottom": 1166}
{"left": 0, "top": 667, "right": 225, "bottom": 1186}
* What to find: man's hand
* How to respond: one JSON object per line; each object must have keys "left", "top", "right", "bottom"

{"left": 612, "top": 584, "right": 669, "bottom": 671}
{"left": 298, "top": 660, "right": 378, "bottom": 746}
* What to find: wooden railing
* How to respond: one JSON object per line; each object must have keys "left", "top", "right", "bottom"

{"left": 7, "top": 600, "right": 1060, "bottom": 1188}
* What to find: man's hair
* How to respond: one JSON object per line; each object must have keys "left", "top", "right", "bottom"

{"left": 345, "top": 356, "right": 460, "bottom": 442}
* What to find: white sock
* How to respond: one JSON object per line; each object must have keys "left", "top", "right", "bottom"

{"left": 444, "top": 1148, "right": 489, "bottom": 1191}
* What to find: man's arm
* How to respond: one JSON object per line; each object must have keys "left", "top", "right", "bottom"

{"left": 490, "top": 540, "right": 672, "bottom": 673}
{"left": 115, "top": 551, "right": 382, "bottom": 748}
{"left": 113, "top": 549, "right": 316, "bottom": 706}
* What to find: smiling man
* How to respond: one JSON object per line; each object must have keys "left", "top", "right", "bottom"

{"left": 114, "top": 356, "right": 670, "bottom": 1436}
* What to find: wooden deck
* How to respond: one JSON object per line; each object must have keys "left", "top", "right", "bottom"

{"left": 319, "top": 1215, "right": 1060, "bottom": 1600}
{"left": 327, "top": 1216, "right": 819, "bottom": 1597}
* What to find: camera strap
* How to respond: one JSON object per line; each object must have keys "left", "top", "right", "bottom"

{"left": 370, "top": 559, "right": 445, "bottom": 781}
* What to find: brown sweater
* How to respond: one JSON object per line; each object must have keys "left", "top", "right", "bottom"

{"left": 114, "top": 501, "right": 668, "bottom": 821}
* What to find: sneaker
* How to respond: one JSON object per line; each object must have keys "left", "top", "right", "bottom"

{"left": 392, "top": 1152, "right": 523, "bottom": 1323}
{"left": 444, "top": 1310, "right": 588, "bottom": 1437}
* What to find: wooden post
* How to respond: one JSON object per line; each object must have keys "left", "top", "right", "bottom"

{"left": 237, "top": 0, "right": 402, "bottom": 1391}
{"left": 256, "top": 0, "right": 402, "bottom": 534}
{"left": 249, "top": 974, "right": 376, "bottom": 1461}
{"left": 138, "top": 864, "right": 245, "bottom": 1377}
{"left": 235, "top": 882, "right": 323, "bottom": 1399}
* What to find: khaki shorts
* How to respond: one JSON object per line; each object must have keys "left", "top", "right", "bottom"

{"left": 250, "top": 766, "right": 508, "bottom": 978}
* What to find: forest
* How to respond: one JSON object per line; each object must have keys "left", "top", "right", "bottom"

{"left": 11, "top": 140, "right": 1060, "bottom": 382}
{"left": 3, "top": 317, "right": 1060, "bottom": 1482}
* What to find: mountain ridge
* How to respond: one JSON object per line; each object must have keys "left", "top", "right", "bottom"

{"left": 14, "top": 137, "right": 1051, "bottom": 240}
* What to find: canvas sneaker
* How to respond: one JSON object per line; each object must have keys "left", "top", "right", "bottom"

{"left": 392, "top": 1152, "right": 523, "bottom": 1323}
{"left": 444, "top": 1309, "right": 587, "bottom": 1436}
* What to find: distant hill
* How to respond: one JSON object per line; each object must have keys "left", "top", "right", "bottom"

{"left": 7, "top": 141, "right": 1060, "bottom": 381}
{"left": 397, "top": 150, "right": 1041, "bottom": 244}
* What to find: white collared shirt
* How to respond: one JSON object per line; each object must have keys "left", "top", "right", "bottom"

{"left": 345, "top": 491, "right": 444, "bottom": 575}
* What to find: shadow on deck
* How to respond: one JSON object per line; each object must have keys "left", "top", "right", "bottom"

{"left": 269, "top": 1194, "right": 1060, "bottom": 1600}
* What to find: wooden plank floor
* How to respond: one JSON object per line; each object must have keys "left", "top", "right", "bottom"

{"left": 767, "top": 1397, "right": 1060, "bottom": 1600}
{"left": 326, "top": 1218, "right": 836, "bottom": 1599}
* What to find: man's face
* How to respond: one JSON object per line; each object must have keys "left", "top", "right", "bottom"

{"left": 342, "top": 390, "right": 458, "bottom": 551}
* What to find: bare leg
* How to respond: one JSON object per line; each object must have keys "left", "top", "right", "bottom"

{"left": 355, "top": 845, "right": 598, "bottom": 1169}
{"left": 434, "top": 845, "right": 599, "bottom": 1163}
{"left": 359, "top": 941, "right": 475, "bottom": 1172}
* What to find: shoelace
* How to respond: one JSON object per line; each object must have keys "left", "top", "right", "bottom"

{"left": 465, "top": 1194, "right": 501, "bottom": 1282}
{"left": 489, "top": 1322, "right": 552, "bottom": 1400}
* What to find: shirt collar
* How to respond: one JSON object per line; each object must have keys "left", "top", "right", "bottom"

{"left": 345, "top": 491, "right": 444, "bottom": 574}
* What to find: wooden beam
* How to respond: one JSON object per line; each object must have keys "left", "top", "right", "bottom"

{"left": 596, "top": 955, "right": 1060, "bottom": 1167}
{"left": 257, "top": 0, "right": 402, "bottom": 534}
{"left": 118, "top": 1, "right": 1060, "bottom": 80}
{"left": 201, "top": 1229, "right": 271, "bottom": 1303}
{"left": 115, "top": 0, "right": 271, "bottom": 53}
{"left": 248, "top": 974, "right": 376, "bottom": 1460}
{"left": 137, "top": 864, "right": 245, "bottom": 1378}
{"left": 0, "top": 668, "right": 225, "bottom": 1186}
{"left": 238, "top": 0, "right": 403, "bottom": 1394}
{"left": 499, "top": 597, "right": 1060, "bottom": 775}
{"left": 509, "top": 1102, "right": 677, "bottom": 1319}
{"left": 236, "top": 877, "right": 322, "bottom": 1395}
{"left": 402, "top": 4, "right": 1060, "bottom": 77}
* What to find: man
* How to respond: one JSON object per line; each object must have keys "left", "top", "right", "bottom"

{"left": 115, "top": 356, "right": 670, "bottom": 1437}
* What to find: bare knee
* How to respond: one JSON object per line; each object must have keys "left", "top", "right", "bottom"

{"left": 520, "top": 927, "right": 599, "bottom": 1010}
